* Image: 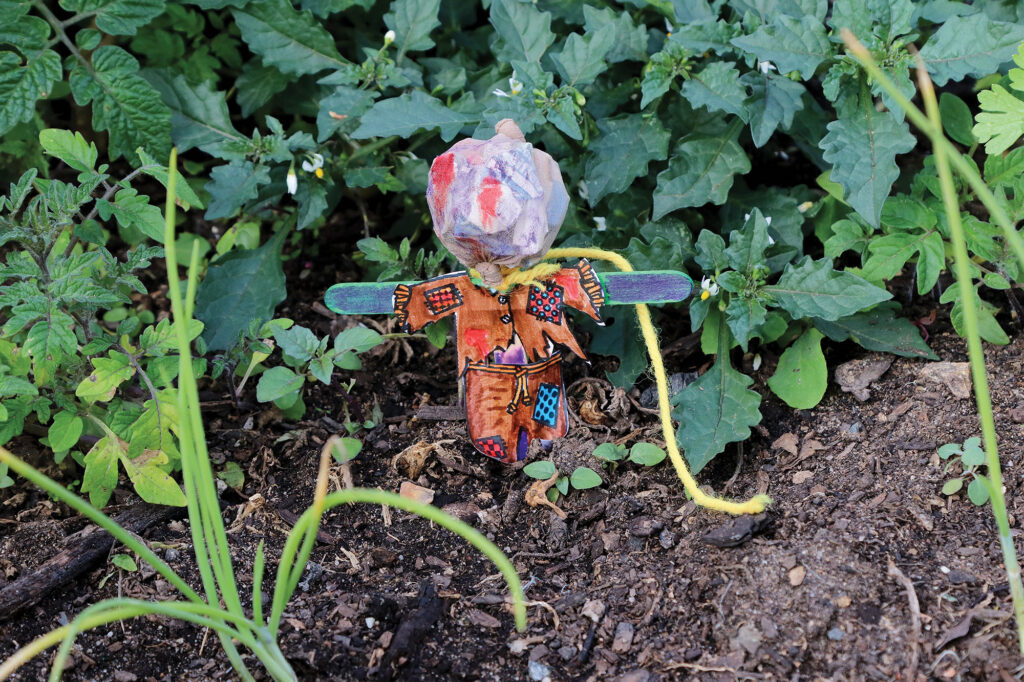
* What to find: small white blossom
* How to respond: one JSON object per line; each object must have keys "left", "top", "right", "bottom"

{"left": 594, "top": 216, "right": 607, "bottom": 232}
{"left": 577, "top": 179, "right": 589, "bottom": 202}
{"left": 758, "top": 61, "right": 777, "bottom": 74}
{"left": 798, "top": 200, "right": 814, "bottom": 213}
{"left": 384, "top": 29, "right": 396, "bottom": 46}
{"left": 301, "top": 153, "right": 324, "bottom": 173}
{"left": 492, "top": 88, "right": 511, "bottom": 98}
{"left": 765, "top": 215, "right": 772, "bottom": 226}
{"left": 767, "top": 235, "right": 776, "bottom": 246}
{"left": 700, "top": 276, "right": 720, "bottom": 300}
{"left": 509, "top": 71, "right": 523, "bottom": 96}
{"left": 664, "top": 18, "right": 674, "bottom": 37}
{"left": 286, "top": 164, "right": 298, "bottom": 195}
{"left": 752, "top": 353, "right": 763, "bottom": 371}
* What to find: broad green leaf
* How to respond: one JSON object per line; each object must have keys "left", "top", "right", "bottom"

{"left": 0, "top": 374, "right": 37, "bottom": 399}
{"left": 24, "top": 310, "right": 78, "bottom": 368}
{"left": 967, "top": 476, "right": 990, "bottom": 506}
{"left": 235, "top": 62, "right": 291, "bottom": 117}
{"left": 143, "top": 69, "right": 246, "bottom": 158}
{"left": 39, "top": 129, "right": 98, "bottom": 172}
{"left": 813, "top": 304, "right": 937, "bottom": 359}
{"left": 593, "top": 442, "right": 627, "bottom": 462}
{"left": 653, "top": 126, "right": 750, "bottom": 219}
{"left": 316, "top": 85, "right": 378, "bottom": 142}
{"left": 744, "top": 71, "right": 805, "bottom": 147}
{"left": 424, "top": 317, "right": 449, "bottom": 349}
{"left": 82, "top": 435, "right": 120, "bottom": 507}
{"left": 920, "top": 14, "right": 1024, "bottom": 86}
{"left": 819, "top": 91, "right": 915, "bottom": 226}
{"left": 272, "top": 324, "right": 319, "bottom": 362}
{"left": 60, "top": 0, "right": 165, "bottom": 35}
{"left": 569, "top": 466, "right": 602, "bottom": 489}
{"left": 489, "top": 0, "right": 555, "bottom": 64}
{"left": 730, "top": 15, "right": 831, "bottom": 80}
{"left": 334, "top": 326, "right": 383, "bottom": 353}
{"left": 862, "top": 229, "right": 945, "bottom": 295}
{"left": 961, "top": 437, "right": 985, "bottom": 468}
{"left": 233, "top": 0, "right": 350, "bottom": 76}
{"left": 49, "top": 411, "right": 84, "bottom": 452}
{"left": 672, "top": 319, "right": 762, "bottom": 474}
{"left": 98, "top": 188, "right": 165, "bottom": 242}
{"left": 204, "top": 159, "right": 271, "bottom": 220}
{"left": 973, "top": 85, "right": 1024, "bottom": 156}
{"left": 766, "top": 328, "right": 826, "bottom": 409}
{"left": 136, "top": 148, "right": 205, "bottom": 210}
{"left": 670, "top": 18, "right": 740, "bottom": 56}
{"left": 939, "top": 92, "right": 976, "bottom": 146}
{"left": 331, "top": 437, "right": 363, "bottom": 463}
{"left": 942, "top": 478, "right": 963, "bottom": 495}
{"left": 76, "top": 353, "right": 135, "bottom": 403}
{"left": 628, "top": 442, "right": 666, "bottom": 466}
{"left": 0, "top": 49, "right": 62, "bottom": 135}
{"left": 583, "top": 312, "right": 648, "bottom": 388}
{"left": 351, "top": 90, "right": 476, "bottom": 142}
{"left": 725, "top": 209, "right": 771, "bottom": 274}
{"left": 694, "top": 230, "right": 728, "bottom": 273}
{"left": 828, "top": 0, "right": 914, "bottom": 45}
{"left": 943, "top": 286, "right": 1009, "bottom": 345}
{"left": 111, "top": 554, "right": 138, "bottom": 571}
{"left": 523, "top": 460, "right": 556, "bottom": 479}
{"left": 581, "top": 5, "right": 647, "bottom": 63}
{"left": 681, "top": 61, "right": 748, "bottom": 121}
{"left": 384, "top": 0, "right": 441, "bottom": 57}
{"left": 68, "top": 45, "right": 171, "bottom": 161}
{"left": 725, "top": 296, "right": 767, "bottom": 351}
{"left": 551, "top": 25, "right": 614, "bottom": 88}
{"left": 584, "top": 114, "right": 670, "bottom": 207}
{"left": 195, "top": 230, "right": 287, "bottom": 350}
{"left": 937, "top": 443, "right": 962, "bottom": 459}
{"left": 766, "top": 257, "right": 892, "bottom": 320}
{"left": 218, "top": 461, "right": 245, "bottom": 489}
{"left": 121, "top": 448, "right": 186, "bottom": 506}
{"left": 256, "top": 366, "right": 303, "bottom": 402}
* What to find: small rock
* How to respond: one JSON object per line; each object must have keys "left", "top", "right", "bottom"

{"left": 792, "top": 470, "right": 813, "bottom": 485}
{"left": 683, "top": 646, "right": 702, "bottom": 661}
{"left": 558, "top": 646, "right": 576, "bottom": 661}
{"left": 919, "top": 362, "right": 972, "bottom": 400}
{"left": 616, "top": 671, "right": 650, "bottom": 682}
{"left": 467, "top": 608, "right": 501, "bottom": 628}
{"left": 628, "top": 516, "right": 664, "bottom": 538}
{"left": 368, "top": 548, "right": 398, "bottom": 569}
{"left": 835, "top": 354, "right": 893, "bottom": 401}
{"left": 164, "top": 548, "right": 179, "bottom": 562}
{"left": 731, "top": 623, "right": 762, "bottom": 656}
{"left": 581, "top": 599, "right": 606, "bottom": 622}
{"left": 658, "top": 529, "right": 676, "bottom": 549}
{"left": 1010, "top": 407, "right": 1024, "bottom": 423}
{"left": 947, "top": 569, "right": 980, "bottom": 585}
{"left": 528, "top": 660, "right": 551, "bottom": 681}
{"left": 528, "top": 644, "right": 549, "bottom": 661}
{"left": 827, "top": 627, "right": 845, "bottom": 641}
{"left": 835, "top": 595, "right": 852, "bottom": 608}
{"left": 788, "top": 565, "right": 806, "bottom": 587}
{"left": 759, "top": 617, "right": 778, "bottom": 639}
{"left": 440, "top": 501, "right": 482, "bottom": 523}
{"left": 298, "top": 562, "right": 323, "bottom": 592}
{"left": 701, "top": 514, "right": 774, "bottom": 548}
{"left": 612, "top": 622, "right": 634, "bottom": 653}
{"left": 113, "top": 672, "right": 137, "bottom": 682}
{"left": 399, "top": 481, "right": 435, "bottom": 504}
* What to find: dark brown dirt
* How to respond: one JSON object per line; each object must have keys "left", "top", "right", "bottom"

{"left": 3, "top": 257, "right": 1024, "bottom": 681}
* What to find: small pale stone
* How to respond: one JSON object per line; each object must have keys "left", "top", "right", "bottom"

{"left": 788, "top": 565, "right": 806, "bottom": 587}
{"left": 612, "top": 622, "right": 634, "bottom": 653}
{"left": 836, "top": 595, "right": 852, "bottom": 608}
{"left": 581, "top": 599, "right": 606, "bottom": 622}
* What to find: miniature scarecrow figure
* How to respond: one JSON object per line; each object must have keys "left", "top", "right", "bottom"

{"left": 326, "top": 119, "right": 691, "bottom": 463}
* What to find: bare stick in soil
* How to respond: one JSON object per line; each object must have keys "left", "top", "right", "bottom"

{"left": 376, "top": 580, "right": 442, "bottom": 681}
{"left": 0, "top": 502, "right": 185, "bottom": 620}
{"left": 888, "top": 558, "right": 922, "bottom": 679}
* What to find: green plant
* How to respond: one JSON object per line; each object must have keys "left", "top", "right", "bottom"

{"left": 938, "top": 437, "right": 991, "bottom": 506}
{"left": 0, "top": 151, "right": 526, "bottom": 681}
{"left": 843, "top": 29, "right": 1024, "bottom": 655}
{"left": 523, "top": 459, "right": 602, "bottom": 502}
{"left": 592, "top": 441, "right": 666, "bottom": 473}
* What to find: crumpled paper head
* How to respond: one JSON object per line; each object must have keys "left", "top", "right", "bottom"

{"left": 426, "top": 119, "right": 569, "bottom": 284}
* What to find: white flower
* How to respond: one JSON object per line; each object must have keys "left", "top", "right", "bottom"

{"left": 798, "top": 200, "right": 814, "bottom": 213}
{"left": 594, "top": 216, "right": 607, "bottom": 232}
{"left": 286, "top": 163, "right": 298, "bottom": 195}
{"left": 664, "top": 18, "right": 674, "bottom": 37}
{"left": 509, "top": 72, "right": 523, "bottom": 96}
{"left": 384, "top": 29, "right": 396, "bottom": 46}
{"left": 700, "top": 276, "right": 719, "bottom": 301}
{"left": 301, "top": 153, "right": 325, "bottom": 178}
{"left": 765, "top": 215, "right": 772, "bottom": 226}
{"left": 752, "top": 353, "right": 763, "bottom": 371}
{"left": 758, "top": 60, "right": 777, "bottom": 74}
{"left": 767, "top": 235, "right": 776, "bottom": 246}
{"left": 492, "top": 88, "right": 511, "bottom": 98}
{"left": 577, "top": 180, "right": 589, "bottom": 202}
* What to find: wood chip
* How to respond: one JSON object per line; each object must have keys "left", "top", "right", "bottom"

{"left": 467, "top": 608, "right": 501, "bottom": 628}
{"left": 788, "top": 565, "right": 806, "bottom": 587}
{"left": 399, "top": 481, "right": 435, "bottom": 504}
{"left": 792, "top": 470, "right": 813, "bottom": 484}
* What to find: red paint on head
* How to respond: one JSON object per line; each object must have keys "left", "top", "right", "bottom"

{"left": 430, "top": 153, "right": 455, "bottom": 216}
{"left": 553, "top": 273, "right": 580, "bottom": 300}
{"left": 477, "top": 176, "right": 502, "bottom": 229}
{"left": 464, "top": 328, "right": 491, "bottom": 359}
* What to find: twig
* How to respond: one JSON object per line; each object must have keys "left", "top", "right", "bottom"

{"left": 722, "top": 442, "right": 744, "bottom": 494}
{"left": 888, "top": 558, "right": 922, "bottom": 680}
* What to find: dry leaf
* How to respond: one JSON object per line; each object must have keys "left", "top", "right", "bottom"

{"left": 392, "top": 441, "right": 438, "bottom": 479}
{"left": 467, "top": 608, "right": 501, "bottom": 628}
{"left": 524, "top": 473, "right": 566, "bottom": 519}
{"left": 792, "top": 470, "right": 813, "bottom": 485}
{"left": 788, "top": 565, "right": 806, "bottom": 587}
{"left": 772, "top": 433, "right": 799, "bottom": 456}
{"left": 399, "top": 481, "right": 435, "bottom": 504}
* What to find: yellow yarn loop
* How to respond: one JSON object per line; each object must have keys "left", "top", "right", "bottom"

{"left": 542, "top": 247, "right": 772, "bottom": 516}
{"left": 468, "top": 262, "right": 564, "bottom": 292}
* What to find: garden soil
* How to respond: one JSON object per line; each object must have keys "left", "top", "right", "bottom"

{"left": 3, "top": 252, "right": 1024, "bottom": 681}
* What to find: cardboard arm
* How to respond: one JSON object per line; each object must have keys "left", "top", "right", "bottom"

{"left": 324, "top": 271, "right": 693, "bottom": 315}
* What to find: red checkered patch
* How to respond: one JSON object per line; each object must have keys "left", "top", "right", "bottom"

{"left": 424, "top": 284, "right": 463, "bottom": 314}
{"left": 475, "top": 435, "right": 508, "bottom": 462}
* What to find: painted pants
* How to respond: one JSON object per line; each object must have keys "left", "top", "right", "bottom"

{"left": 464, "top": 353, "right": 567, "bottom": 463}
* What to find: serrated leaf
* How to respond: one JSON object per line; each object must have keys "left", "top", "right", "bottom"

{"left": 316, "top": 85, "right": 378, "bottom": 142}
{"left": 766, "top": 328, "right": 826, "bottom": 409}
{"left": 730, "top": 15, "right": 831, "bottom": 80}
{"left": 0, "top": 49, "right": 62, "bottom": 135}
{"left": 819, "top": 91, "right": 915, "bottom": 226}
{"left": 136, "top": 148, "right": 204, "bottom": 210}
{"left": 725, "top": 209, "right": 771, "bottom": 274}
{"left": 76, "top": 353, "right": 135, "bottom": 403}
{"left": 681, "top": 61, "right": 748, "bottom": 121}
{"left": 351, "top": 90, "right": 476, "bottom": 142}
{"left": 672, "top": 319, "right": 762, "bottom": 474}
{"left": 670, "top": 18, "right": 739, "bottom": 56}
{"left": 569, "top": 466, "right": 602, "bottom": 489}
{"left": 725, "top": 296, "right": 767, "bottom": 351}
{"left": 60, "top": 0, "right": 165, "bottom": 35}
{"left": 583, "top": 312, "right": 647, "bottom": 388}
{"left": 628, "top": 442, "right": 666, "bottom": 466}
{"left": 204, "top": 159, "right": 271, "bottom": 220}
{"left": 766, "top": 257, "right": 892, "bottom": 320}
{"left": 49, "top": 411, "right": 83, "bottom": 452}
{"left": 581, "top": 5, "right": 647, "bottom": 63}
{"left": 523, "top": 460, "right": 556, "bottom": 479}
{"left": 812, "top": 304, "right": 937, "bottom": 359}
{"left": 39, "top": 129, "right": 98, "bottom": 173}
{"left": 256, "top": 366, "right": 303, "bottom": 402}
{"left": 143, "top": 69, "right": 246, "bottom": 158}
{"left": 744, "top": 71, "right": 805, "bottom": 147}
{"left": 68, "top": 45, "right": 171, "bottom": 161}
{"left": 862, "top": 229, "right": 945, "bottom": 295}
{"left": 100, "top": 188, "right": 165, "bottom": 242}
{"left": 195, "top": 230, "right": 287, "bottom": 350}
{"left": 272, "top": 324, "right": 318, "bottom": 362}
{"left": 920, "top": 14, "right": 1024, "bottom": 86}
{"left": 973, "top": 84, "right": 1024, "bottom": 156}
{"left": 653, "top": 125, "right": 750, "bottom": 219}
{"left": 584, "top": 114, "right": 669, "bottom": 207}
{"left": 384, "top": 0, "right": 440, "bottom": 58}
{"left": 828, "top": 0, "right": 914, "bottom": 45}
{"left": 489, "top": 0, "right": 555, "bottom": 64}
{"left": 24, "top": 310, "right": 78, "bottom": 367}
{"left": 0, "top": 374, "right": 38, "bottom": 399}
{"left": 551, "top": 25, "right": 614, "bottom": 88}
{"left": 233, "top": 0, "right": 350, "bottom": 76}
{"left": 121, "top": 448, "right": 186, "bottom": 506}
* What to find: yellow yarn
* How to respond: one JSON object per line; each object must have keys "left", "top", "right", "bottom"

{"left": 543, "top": 247, "right": 772, "bottom": 516}
{"left": 468, "top": 262, "right": 563, "bottom": 292}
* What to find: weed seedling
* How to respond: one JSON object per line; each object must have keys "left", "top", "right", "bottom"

{"left": 938, "top": 437, "right": 991, "bottom": 506}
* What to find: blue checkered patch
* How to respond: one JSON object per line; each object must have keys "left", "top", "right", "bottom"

{"left": 532, "top": 383, "right": 560, "bottom": 428}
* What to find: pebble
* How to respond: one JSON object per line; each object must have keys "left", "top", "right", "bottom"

{"left": 612, "top": 622, "right": 634, "bottom": 653}
{"left": 558, "top": 645, "right": 576, "bottom": 661}
{"left": 528, "top": 660, "right": 551, "bottom": 681}
{"left": 628, "top": 516, "right": 664, "bottom": 538}
{"left": 299, "top": 562, "right": 323, "bottom": 592}
{"left": 659, "top": 529, "right": 676, "bottom": 549}
{"left": 827, "top": 627, "right": 845, "bottom": 641}
{"left": 581, "top": 599, "right": 606, "bottom": 622}
{"left": 165, "top": 548, "right": 180, "bottom": 561}
{"left": 616, "top": 671, "right": 650, "bottom": 682}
